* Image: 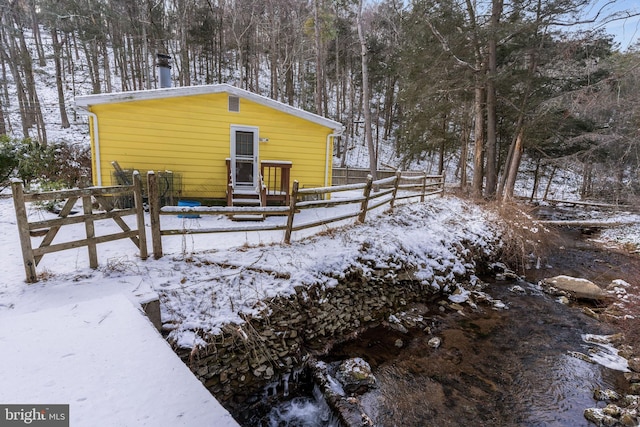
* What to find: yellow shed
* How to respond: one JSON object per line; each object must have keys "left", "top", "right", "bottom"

{"left": 75, "top": 84, "right": 343, "bottom": 206}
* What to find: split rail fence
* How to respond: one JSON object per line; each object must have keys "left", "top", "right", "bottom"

{"left": 12, "top": 172, "right": 148, "bottom": 283}
{"left": 12, "top": 170, "right": 443, "bottom": 281}
{"left": 148, "top": 170, "right": 444, "bottom": 259}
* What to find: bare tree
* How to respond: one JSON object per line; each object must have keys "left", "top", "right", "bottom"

{"left": 357, "top": 0, "right": 377, "bottom": 180}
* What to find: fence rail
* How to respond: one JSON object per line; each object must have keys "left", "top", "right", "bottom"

{"left": 12, "top": 170, "right": 444, "bottom": 280}
{"left": 11, "top": 172, "right": 148, "bottom": 283}
{"left": 332, "top": 167, "right": 431, "bottom": 186}
{"left": 148, "top": 170, "right": 444, "bottom": 258}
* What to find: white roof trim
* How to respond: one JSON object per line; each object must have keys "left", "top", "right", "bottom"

{"left": 74, "top": 84, "right": 343, "bottom": 132}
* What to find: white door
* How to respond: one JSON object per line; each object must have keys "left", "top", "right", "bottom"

{"left": 230, "top": 126, "right": 259, "bottom": 189}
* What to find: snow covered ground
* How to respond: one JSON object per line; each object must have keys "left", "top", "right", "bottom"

{"left": 0, "top": 294, "right": 238, "bottom": 426}
{"left": 2, "top": 180, "right": 640, "bottom": 425}
{"left": 0, "top": 192, "right": 500, "bottom": 340}
{"left": 0, "top": 191, "right": 501, "bottom": 426}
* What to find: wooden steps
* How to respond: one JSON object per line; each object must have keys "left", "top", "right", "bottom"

{"left": 229, "top": 188, "right": 265, "bottom": 221}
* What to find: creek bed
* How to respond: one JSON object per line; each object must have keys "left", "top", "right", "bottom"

{"left": 241, "top": 278, "right": 628, "bottom": 426}
{"left": 230, "top": 221, "right": 640, "bottom": 426}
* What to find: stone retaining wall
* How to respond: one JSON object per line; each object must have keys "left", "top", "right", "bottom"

{"left": 175, "top": 242, "right": 494, "bottom": 418}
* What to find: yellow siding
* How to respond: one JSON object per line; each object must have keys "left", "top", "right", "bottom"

{"left": 90, "top": 93, "right": 335, "bottom": 199}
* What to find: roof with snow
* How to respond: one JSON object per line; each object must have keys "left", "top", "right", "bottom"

{"left": 74, "top": 84, "right": 344, "bottom": 132}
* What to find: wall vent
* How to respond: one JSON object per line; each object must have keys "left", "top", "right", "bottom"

{"left": 228, "top": 95, "right": 240, "bottom": 112}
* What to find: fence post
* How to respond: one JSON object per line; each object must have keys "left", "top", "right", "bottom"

{"left": 284, "top": 180, "right": 299, "bottom": 244}
{"left": 390, "top": 170, "right": 401, "bottom": 209}
{"left": 421, "top": 171, "right": 427, "bottom": 202}
{"left": 82, "top": 195, "right": 98, "bottom": 269}
{"left": 357, "top": 175, "right": 373, "bottom": 223}
{"left": 132, "top": 171, "right": 148, "bottom": 260}
{"left": 148, "top": 171, "right": 163, "bottom": 259}
{"left": 441, "top": 171, "right": 446, "bottom": 196}
{"left": 11, "top": 180, "right": 38, "bottom": 283}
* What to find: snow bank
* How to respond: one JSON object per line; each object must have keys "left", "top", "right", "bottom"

{"left": 158, "top": 196, "right": 501, "bottom": 346}
{"left": 0, "top": 294, "right": 238, "bottom": 426}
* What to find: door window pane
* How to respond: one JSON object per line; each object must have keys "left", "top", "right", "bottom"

{"left": 235, "top": 160, "right": 253, "bottom": 184}
{"left": 235, "top": 131, "right": 253, "bottom": 157}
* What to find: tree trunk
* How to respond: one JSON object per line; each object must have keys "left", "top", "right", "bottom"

{"left": 472, "top": 83, "right": 485, "bottom": 198}
{"left": 543, "top": 165, "right": 557, "bottom": 200}
{"left": 313, "top": 0, "right": 324, "bottom": 116}
{"left": 102, "top": 40, "right": 112, "bottom": 93}
{"left": 529, "top": 158, "right": 541, "bottom": 202}
{"left": 383, "top": 77, "right": 396, "bottom": 139}
{"left": 126, "top": 36, "right": 137, "bottom": 91}
{"left": 51, "top": 28, "right": 70, "bottom": 129}
{"left": 580, "top": 163, "right": 592, "bottom": 199}
{"left": 1, "top": 22, "right": 30, "bottom": 137}
{"left": 459, "top": 113, "right": 470, "bottom": 188}
{"left": 0, "top": 99, "right": 6, "bottom": 135}
{"left": 82, "top": 40, "right": 101, "bottom": 94}
{"left": 499, "top": 37, "right": 538, "bottom": 202}
{"left": 285, "top": 63, "right": 294, "bottom": 105}
{"left": 30, "top": 0, "right": 46, "bottom": 67}
{"left": 357, "top": 0, "right": 377, "bottom": 181}
{"left": 439, "top": 114, "right": 446, "bottom": 175}
{"left": 484, "top": 0, "right": 503, "bottom": 198}
{"left": 502, "top": 127, "right": 524, "bottom": 201}
{"left": 269, "top": 3, "right": 278, "bottom": 99}
{"left": 9, "top": 9, "right": 46, "bottom": 143}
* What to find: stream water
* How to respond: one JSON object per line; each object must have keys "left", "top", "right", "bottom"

{"left": 244, "top": 221, "right": 640, "bottom": 426}
{"left": 253, "top": 281, "right": 626, "bottom": 427}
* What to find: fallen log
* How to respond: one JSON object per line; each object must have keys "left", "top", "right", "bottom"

{"left": 538, "top": 198, "right": 633, "bottom": 210}
{"left": 534, "top": 219, "right": 636, "bottom": 228}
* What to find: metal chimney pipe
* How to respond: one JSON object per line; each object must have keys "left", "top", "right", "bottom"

{"left": 156, "top": 53, "right": 172, "bottom": 88}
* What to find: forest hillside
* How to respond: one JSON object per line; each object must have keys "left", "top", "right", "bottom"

{"left": 1, "top": 0, "right": 639, "bottom": 202}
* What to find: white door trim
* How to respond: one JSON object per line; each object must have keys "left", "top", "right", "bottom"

{"left": 230, "top": 125, "right": 259, "bottom": 189}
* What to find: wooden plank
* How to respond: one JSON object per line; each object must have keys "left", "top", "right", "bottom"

{"left": 358, "top": 176, "right": 373, "bottom": 223}
{"left": 395, "top": 193, "right": 424, "bottom": 202}
{"left": 296, "top": 197, "right": 365, "bottom": 209}
{"left": 397, "top": 183, "right": 423, "bottom": 190}
{"left": 33, "top": 196, "right": 79, "bottom": 266}
{"left": 23, "top": 185, "right": 133, "bottom": 202}
{"left": 400, "top": 174, "right": 426, "bottom": 182}
{"left": 147, "top": 171, "right": 163, "bottom": 259}
{"left": 29, "top": 208, "right": 137, "bottom": 230}
{"left": 368, "top": 187, "right": 395, "bottom": 199}
{"left": 284, "top": 181, "right": 299, "bottom": 244}
{"left": 83, "top": 195, "right": 98, "bottom": 268}
{"left": 161, "top": 223, "right": 288, "bottom": 235}
{"left": 367, "top": 196, "right": 394, "bottom": 211}
{"left": 390, "top": 171, "right": 401, "bottom": 209}
{"left": 132, "top": 171, "right": 148, "bottom": 260}
{"left": 11, "top": 180, "right": 38, "bottom": 283}
{"left": 111, "top": 216, "right": 140, "bottom": 248}
{"left": 395, "top": 189, "right": 443, "bottom": 202}
{"left": 291, "top": 210, "right": 358, "bottom": 232}
{"left": 32, "top": 230, "right": 140, "bottom": 257}
{"left": 160, "top": 206, "right": 290, "bottom": 216}
{"left": 297, "top": 181, "right": 368, "bottom": 195}
{"left": 373, "top": 175, "right": 397, "bottom": 186}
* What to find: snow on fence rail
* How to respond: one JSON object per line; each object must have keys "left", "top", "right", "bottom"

{"left": 11, "top": 172, "right": 148, "bottom": 283}
{"left": 11, "top": 171, "right": 443, "bottom": 281}
{"left": 148, "top": 170, "right": 444, "bottom": 259}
